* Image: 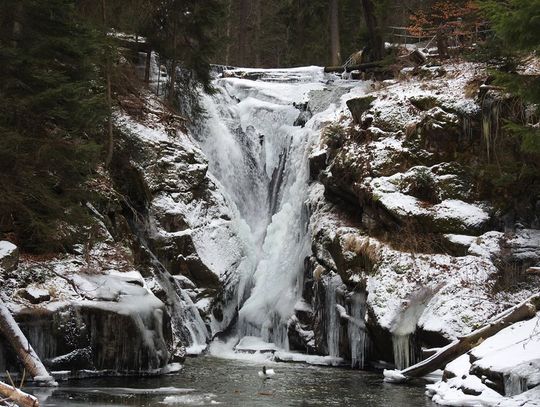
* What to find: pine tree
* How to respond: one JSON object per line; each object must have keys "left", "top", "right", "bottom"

{"left": 479, "top": 0, "right": 540, "bottom": 154}
{"left": 145, "top": 0, "right": 226, "bottom": 98}
{"left": 0, "top": 0, "right": 106, "bottom": 251}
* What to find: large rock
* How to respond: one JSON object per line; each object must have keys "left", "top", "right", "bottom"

{"left": 14, "top": 299, "right": 170, "bottom": 372}
{"left": 0, "top": 241, "right": 19, "bottom": 272}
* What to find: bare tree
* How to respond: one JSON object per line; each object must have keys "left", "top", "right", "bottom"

{"left": 360, "top": 0, "right": 384, "bottom": 61}
{"left": 329, "top": 0, "right": 341, "bottom": 66}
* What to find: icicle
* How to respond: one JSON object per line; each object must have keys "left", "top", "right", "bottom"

{"left": 481, "top": 95, "right": 501, "bottom": 163}
{"left": 504, "top": 373, "right": 528, "bottom": 396}
{"left": 392, "top": 334, "right": 414, "bottom": 370}
{"left": 325, "top": 274, "right": 343, "bottom": 357}
{"left": 348, "top": 292, "right": 367, "bottom": 369}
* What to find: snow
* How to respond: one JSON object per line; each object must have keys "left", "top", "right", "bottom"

{"left": 208, "top": 338, "right": 275, "bottom": 363}
{"left": 24, "top": 287, "right": 50, "bottom": 300}
{"left": 427, "top": 377, "right": 504, "bottom": 406}
{"left": 445, "top": 354, "right": 471, "bottom": 378}
{"left": 471, "top": 314, "right": 540, "bottom": 391}
{"left": 274, "top": 351, "right": 344, "bottom": 367}
{"left": 427, "top": 313, "right": 540, "bottom": 406}
{"left": 445, "top": 234, "right": 478, "bottom": 247}
{"left": 0, "top": 241, "right": 16, "bottom": 259}
{"left": 234, "top": 336, "right": 278, "bottom": 353}
{"left": 383, "top": 369, "right": 407, "bottom": 383}
{"left": 370, "top": 177, "right": 490, "bottom": 231}
{"left": 434, "top": 199, "right": 490, "bottom": 229}
{"left": 162, "top": 393, "right": 221, "bottom": 405}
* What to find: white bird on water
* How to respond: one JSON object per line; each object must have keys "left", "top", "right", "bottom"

{"left": 258, "top": 366, "right": 275, "bottom": 379}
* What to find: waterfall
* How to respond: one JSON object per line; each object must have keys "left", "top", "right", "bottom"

{"left": 129, "top": 218, "right": 209, "bottom": 352}
{"left": 194, "top": 67, "right": 328, "bottom": 348}
{"left": 389, "top": 285, "right": 440, "bottom": 369}
{"left": 145, "top": 245, "right": 209, "bottom": 352}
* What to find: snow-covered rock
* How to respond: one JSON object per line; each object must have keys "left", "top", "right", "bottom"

{"left": 427, "top": 313, "right": 540, "bottom": 405}
{"left": 0, "top": 241, "right": 19, "bottom": 272}
{"left": 1, "top": 258, "right": 171, "bottom": 374}
{"left": 301, "top": 60, "right": 539, "bottom": 373}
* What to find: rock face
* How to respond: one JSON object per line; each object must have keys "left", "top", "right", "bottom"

{"left": 112, "top": 95, "right": 248, "bottom": 345}
{"left": 18, "top": 301, "right": 170, "bottom": 372}
{"left": 287, "top": 63, "right": 540, "bottom": 374}
{"left": 0, "top": 91, "right": 245, "bottom": 373}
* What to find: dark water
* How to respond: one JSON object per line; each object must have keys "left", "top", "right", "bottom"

{"left": 27, "top": 356, "right": 437, "bottom": 406}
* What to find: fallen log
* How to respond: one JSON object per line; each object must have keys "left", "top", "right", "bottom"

{"left": 384, "top": 293, "right": 540, "bottom": 383}
{"left": 324, "top": 61, "right": 383, "bottom": 73}
{"left": 0, "top": 300, "right": 56, "bottom": 386}
{"left": 0, "top": 380, "right": 39, "bottom": 407}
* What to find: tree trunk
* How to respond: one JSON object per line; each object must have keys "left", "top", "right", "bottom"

{"left": 237, "top": 0, "right": 249, "bottom": 66}
{"left": 323, "top": 61, "right": 382, "bottom": 72}
{"left": 360, "top": 0, "right": 384, "bottom": 61}
{"left": 254, "top": 0, "right": 262, "bottom": 67}
{"left": 102, "top": 0, "right": 114, "bottom": 168}
{"left": 104, "top": 67, "right": 114, "bottom": 167}
{"left": 329, "top": 0, "right": 341, "bottom": 66}
{"left": 0, "top": 300, "right": 56, "bottom": 385}
{"left": 0, "top": 381, "right": 39, "bottom": 407}
{"left": 167, "top": 22, "right": 177, "bottom": 107}
{"left": 384, "top": 293, "right": 540, "bottom": 382}
{"left": 225, "top": 0, "right": 232, "bottom": 66}
{"left": 11, "top": 2, "right": 23, "bottom": 48}
{"left": 436, "top": 26, "right": 450, "bottom": 59}
{"left": 168, "top": 58, "right": 177, "bottom": 106}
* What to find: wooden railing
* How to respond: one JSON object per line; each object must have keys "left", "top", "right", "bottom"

{"left": 388, "top": 23, "right": 492, "bottom": 49}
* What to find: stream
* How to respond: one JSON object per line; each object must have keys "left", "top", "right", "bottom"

{"left": 27, "top": 356, "right": 436, "bottom": 406}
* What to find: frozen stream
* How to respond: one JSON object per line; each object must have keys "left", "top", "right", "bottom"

{"left": 27, "top": 356, "right": 436, "bottom": 406}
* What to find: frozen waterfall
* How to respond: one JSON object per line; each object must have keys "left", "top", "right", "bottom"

{"left": 194, "top": 67, "right": 328, "bottom": 348}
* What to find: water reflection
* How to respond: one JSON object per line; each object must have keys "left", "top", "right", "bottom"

{"left": 27, "top": 356, "right": 436, "bottom": 406}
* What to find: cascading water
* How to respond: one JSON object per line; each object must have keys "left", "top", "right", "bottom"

{"left": 129, "top": 218, "right": 208, "bottom": 352}
{"left": 194, "top": 67, "right": 329, "bottom": 348}
{"left": 389, "top": 286, "right": 440, "bottom": 369}
{"left": 145, "top": 244, "right": 209, "bottom": 352}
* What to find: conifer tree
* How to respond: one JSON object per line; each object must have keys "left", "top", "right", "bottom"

{"left": 479, "top": 0, "right": 540, "bottom": 153}
{"left": 0, "top": 0, "right": 106, "bottom": 251}
{"left": 145, "top": 0, "right": 226, "bottom": 99}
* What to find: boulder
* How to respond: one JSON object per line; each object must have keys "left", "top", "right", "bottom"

{"left": 346, "top": 96, "right": 376, "bottom": 124}
{"left": 0, "top": 241, "right": 19, "bottom": 273}
{"left": 19, "top": 287, "right": 51, "bottom": 304}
